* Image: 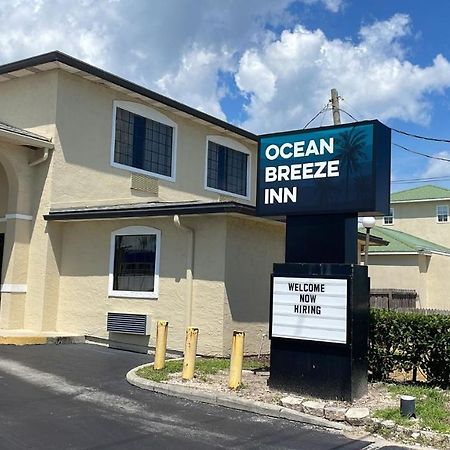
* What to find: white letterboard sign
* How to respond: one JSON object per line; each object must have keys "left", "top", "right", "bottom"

{"left": 272, "top": 277, "right": 348, "bottom": 344}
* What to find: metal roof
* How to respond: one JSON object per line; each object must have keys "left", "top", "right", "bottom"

{"left": 391, "top": 185, "right": 450, "bottom": 202}
{"left": 0, "top": 51, "right": 257, "bottom": 143}
{"left": 365, "top": 226, "right": 450, "bottom": 255}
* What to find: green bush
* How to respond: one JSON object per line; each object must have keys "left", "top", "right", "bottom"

{"left": 368, "top": 309, "right": 450, "bottom": 388}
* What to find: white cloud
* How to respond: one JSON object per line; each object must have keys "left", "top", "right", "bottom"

{"left": 235, "top": 14, "right": 450, "bottom": 132}
{"left": 156, "top": 46, "right": 231, "bottom": 120}
{"left": 303, "top": 0, "right": 344, "bottom": 13}
{"left": 0, "top": 3, "right": 449, "bottom": 137}
{"left": 423, "top": 151, "right": 450, "bottom": 178}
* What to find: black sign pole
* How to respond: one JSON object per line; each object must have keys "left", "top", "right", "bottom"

{"left": 257, "top": 120, "right": 391, "bottom": 402}
{"left": 269, "top": 213, "right": 370, "bottom": 401}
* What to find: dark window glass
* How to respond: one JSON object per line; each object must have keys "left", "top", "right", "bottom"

{"left": 207, "top": 141, "right": 248, "bottom": 196}
{"left": 114, "top": 108, "right": 173, "bottom": 177}
{"left": 113, "top": 234, "right": 156, "bottom": 292}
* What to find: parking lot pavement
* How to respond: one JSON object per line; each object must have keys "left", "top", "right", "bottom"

{"left": 0, "top": 343, "right": 383, "bottom": 449}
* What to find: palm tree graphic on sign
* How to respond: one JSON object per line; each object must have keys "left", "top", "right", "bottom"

{"left": 334, "top": 128, "right": 367, "bottom": 198}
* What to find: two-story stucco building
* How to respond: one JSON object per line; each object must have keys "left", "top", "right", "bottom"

{"left": 0, "top": 51, "right": 287, "bottom": 355}
{"left": 365, "top": 185, "right": 450, "bottom": 309}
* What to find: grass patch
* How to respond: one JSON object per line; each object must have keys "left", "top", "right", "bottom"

{"left": 136, "top": 356, "right": 269, "bottom": 383}
{"left": 373, "top": 384, "right": 450, "bottom": 434}
{"left": 136, "top": 359, "right": 183, "bottom": 382}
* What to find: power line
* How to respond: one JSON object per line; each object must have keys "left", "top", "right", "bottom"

{"left": 337, "top": 107, "right": 360, "bottom": 123}
{"left": 335, "top": 107, "right": 450, "bottom": 163}
{"left": 303, "top": 104, "right": 329, "bottom": 129}
{"left": 340, "top": 98, "right": 450, "bottom": 144}
{"left": 392, "top": 176, "right": 450, "bottom": 184}
{"left": 392, "top": 143, "right": 450, "bottom": 162}
{"left": 391, "top": 127, "right": 450, "bottom": 143}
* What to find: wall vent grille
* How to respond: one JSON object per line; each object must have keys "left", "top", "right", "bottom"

{"left": 106, "top": 312, "right": 151, "bottom": 335}
{"left": 130, "top": 173, "right": 159, "bottom": 195}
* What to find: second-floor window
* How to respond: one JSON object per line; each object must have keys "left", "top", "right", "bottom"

{"left": 437, "top": 205, "right": 449, "bottom": 223}
{"left": 383, "top": 208, "right": 394, "bottom": 225}
{"left": 112, "top": 101, "right": 176, "bottom": 181}
{"left": 206, "top": 136, "right": 250, "bottom": 198}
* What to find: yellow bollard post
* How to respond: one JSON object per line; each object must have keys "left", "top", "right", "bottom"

{"left": 182, "top": 327, "right": 199, "bottom": 381}
{"left": 229, "top": 330, "right": 245, "bottom": 389}
{"left": 154, "top": 320, "right": 169, "bottom": 370}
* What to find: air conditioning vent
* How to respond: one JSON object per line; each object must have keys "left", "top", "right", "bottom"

{"left": 107, "top": 312, "right": 151, "bottom": 335}
{"left": 130, "top": 173, "right": 159, "bottom": 195}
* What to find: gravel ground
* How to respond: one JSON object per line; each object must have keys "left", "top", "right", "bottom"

{"left": 166, "top": 368, "right": 398, "bottom": 412}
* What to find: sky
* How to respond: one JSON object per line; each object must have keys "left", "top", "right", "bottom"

{"left": 1, "top": 0, "right": 450, "bottom": 192}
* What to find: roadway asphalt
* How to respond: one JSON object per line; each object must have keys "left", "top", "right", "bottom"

{"left": 0, "top": 343, "right": 409, "bottom": 449}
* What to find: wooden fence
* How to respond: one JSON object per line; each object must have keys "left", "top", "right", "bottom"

{"left": 370, "top": 289, "right": 450, "bottom": 315}
{"left": 370, "top": 289, "right": 417, "bottom": 310}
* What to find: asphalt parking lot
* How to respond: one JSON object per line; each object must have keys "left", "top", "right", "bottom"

{"left": 0, "top": 343, "right": 408, "bottom": 449}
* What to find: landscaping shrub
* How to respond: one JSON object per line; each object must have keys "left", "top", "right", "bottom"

{"left": 368, "top": 309, "right": 450, "bottom": 388}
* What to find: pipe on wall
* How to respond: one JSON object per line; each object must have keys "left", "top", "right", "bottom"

{"left": 174, "top": 215, "right": 195, "bottom": 328}
{"left": 29, "top": 147, "right": 50, "bottom": 167}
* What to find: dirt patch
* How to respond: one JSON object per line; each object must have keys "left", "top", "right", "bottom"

{"left": 165, "top": 368, "right": 397, "bottom": 412}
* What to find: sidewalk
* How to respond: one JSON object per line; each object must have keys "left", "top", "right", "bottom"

{"left": 0, "top": 329, "right": 84, "bottom": 345}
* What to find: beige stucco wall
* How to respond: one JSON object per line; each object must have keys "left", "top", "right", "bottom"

{"left": 56, "top": 215, "right": 229, "bottom": 355}
{"left": 0, "top": 70, "right": 57, "bottom": 140}
{"left": 50, "top": 71, "right": 257, "bottom": 209}
{"left": 423, "top": 253, "right": 450, "bottom": 310}
{"left": 368, "top": 252, "right": 450, "bottom": 309}
{"left": 376, "top": 201, "right": 450, "bottom": 248}
{"left": 0, "top": 68, "right": 283, "bottom": 357}
{"left": 223, "top": 216, "right": 285, "bottom": 355}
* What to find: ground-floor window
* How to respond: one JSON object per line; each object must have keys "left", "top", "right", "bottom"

{"left": 108, "top": 226, "right": 161, "bottom": 298}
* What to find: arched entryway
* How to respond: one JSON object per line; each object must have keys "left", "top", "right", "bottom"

{"left": 0, "top": 145, "right": 31, "bottom": 329}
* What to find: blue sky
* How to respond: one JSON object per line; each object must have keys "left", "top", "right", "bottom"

{"left": 1, "top": 0, "right": 450, "bottom": 192}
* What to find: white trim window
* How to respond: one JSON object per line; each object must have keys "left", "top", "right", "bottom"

{"left": 108, "top": 226, "right": 161, "bottom": 299}
{"left": 383, "top": 208, "right": 394, "bottom": 225}
{"left": 111, "top": 101, "right": 177, "bottom": 182}
{"left": 205, "top": 135, "right": 251, "bottom": 199}
{"left": 437, "top": 204, "right": 449, "bottom": 223}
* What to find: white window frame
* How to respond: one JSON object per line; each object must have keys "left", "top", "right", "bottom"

{"left": 111, "top": 100, "right": 177, "bottom": 182}
{"left": 436, "top": 204, "right": 449, "bottom": 223}
{"left": 383, "top": 208, "right": 394, "bottom": 226}
{"left": 204, "top": 135, "right": 251, "bottom": 200}
{"left": 108, "top": 226, "right": 161, "bottom": 299}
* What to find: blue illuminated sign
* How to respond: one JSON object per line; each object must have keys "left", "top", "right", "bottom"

{"left": 256, "top": 120, "right": 391, "bottom": 216}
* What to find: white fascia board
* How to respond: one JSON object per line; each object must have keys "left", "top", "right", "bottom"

{"left": 0, "top": 129, "right": 54, "bottom": 149}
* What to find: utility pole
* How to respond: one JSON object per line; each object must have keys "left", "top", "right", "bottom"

{"left": 331, "top": 88, "right": 341, "bottom": 125}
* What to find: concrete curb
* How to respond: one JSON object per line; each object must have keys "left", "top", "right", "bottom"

{"left": 0, "top": 335, "right": 85, "bottom": 346}
{"left": 126, "top": 363, "right": 346, "bottom": 431}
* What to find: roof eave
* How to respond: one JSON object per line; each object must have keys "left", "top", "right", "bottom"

{"left": 0, "top": 128, "right": 54, "bottom": 149}
{"left": 0, "top": 51, "right": 257, "bottom": 143}
{"left": 44, "top": 201, "right": 257, "bottom": 221}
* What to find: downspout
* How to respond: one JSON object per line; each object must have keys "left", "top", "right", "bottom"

{"left": 174, "top": 215, "right": 195, "bottom": 328}
{"left": 29, "top": 147, "right": 50, "bottom": 167}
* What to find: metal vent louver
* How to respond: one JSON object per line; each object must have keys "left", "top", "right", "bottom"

{"left": 219, "top": 194, "right": 236, "bottom": 202}
{"left": 130, "top": 173, "right": 159, "bottom": 195}
{"left": 107, "top": 312, "right": 151, "bottom": 335}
